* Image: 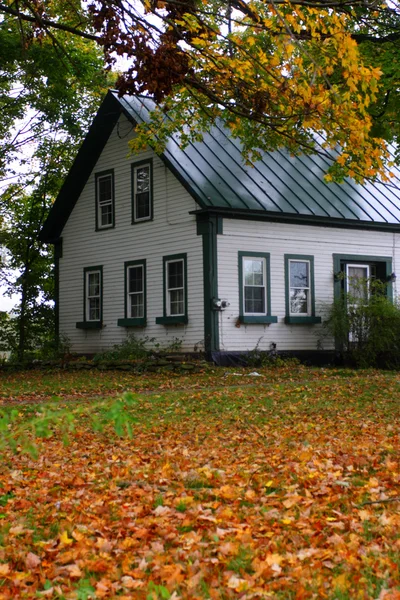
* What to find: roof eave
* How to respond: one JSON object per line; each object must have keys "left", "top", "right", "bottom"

{"left": 190, "top": 206, "right": 400, "bottom": 232}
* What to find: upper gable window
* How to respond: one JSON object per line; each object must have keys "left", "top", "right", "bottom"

{"left": 96, "top": 170, "right": 115, "bottom": 230}
{"left": 132, "top": 160, "right": 153, "bottom": 223}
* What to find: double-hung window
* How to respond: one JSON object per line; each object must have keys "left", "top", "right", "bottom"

{"left": 76, "top": 266, "right": 103, "bottom": 329}
{"left": 95, "top": 170, "right": 114, "bottom": 230}
{"left": 167, "top": 258, "right": 185, "bottom": 315}
{"left": 284, "top": 255, "right": 320, "bottom": 323}
{"left": 132, "top": 160, "right": 152, "bottom": 223}
{"left": 156, "top": 254, "right": 188, "bottom": 325}
{"left": 238, "top": 252, "right": 277, "bottom": 324}
{"left": 128, "top": 263, "right": 145, "bottom": 318}
{"left": 289, "top": 259, "right": 311, "bottom": 315}
{"left": 117, "top": 260, "right": 147, "bottom": 327}
{"left": 86, "top": 269, "right": 101, "bottom": 321}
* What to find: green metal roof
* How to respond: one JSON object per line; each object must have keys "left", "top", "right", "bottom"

{"left": 40, "top": 90, "right": 400, "bottom": 242}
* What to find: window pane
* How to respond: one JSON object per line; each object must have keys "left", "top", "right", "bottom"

{"left": 168, "top": 261, "right": 183, "bottom": 289}
{"left": 348, "top": 266, "right": 369, "bottom": 300}
{"left": 129, "top": 266, "right": 143, "bottom": 293}
{"left": 88, "top": 273, "right": 100, "bottom": 297}
{"left": 89, "top": 298, "right": 100, "bottom": 321}
{"left": 170, "top": 289, "right": 184, "bottom": 315}
{"left": 99, "top": 176, "right": 112, "bottom": 202}
{"left": 290, "top": 261, "right": 309, "bottom": 288}
{"left": 245, "top": 286, "right": 265, "bottom": 314}
{"left": 136, "top": 166, "right": 150, "bottom": 193}
{"left": 100, "top": 204, "right": 112, "bottom": 226}
{"left": 244, "top": 259, "right": 264, "bottom": 286}
{"left": 290, "top": 288, "right": 309, "bottom": 314}
{"left": 136, "top": 192, "right": 150, "bottom": 219}
{"left": 129, "top": 294, "right": 144, "bottom": 318}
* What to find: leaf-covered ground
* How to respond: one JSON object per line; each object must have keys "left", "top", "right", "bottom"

{"left": 1, "top": 366, "right": 400, "bottom": 599}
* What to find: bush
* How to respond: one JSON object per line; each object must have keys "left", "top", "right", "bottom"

{"left": 93, "top": 335, "right": 152, "bottom": 362}
{"left": 322, "top": 278, "right": 400, "bottom": 368}
{"left": 93, "top": 334, "right": 183, "bottom": 362}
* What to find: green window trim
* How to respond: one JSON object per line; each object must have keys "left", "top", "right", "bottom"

{"left": 240, "top": 315, "right": 278, "bottom": 324}
{"left": 118, "top": 259, "right": 147, "bottom": 328}
{"left": 156, "top": 253, "right": 188, "bottom": 326}
{"left": 284, "top": 254, "right": 320, "bottom": 324}
{"left": 117, "top": 317, "right": 146, "bottom": 327}
{"left": 95, "top": 169, "right": 115, "bottom": 231}
{"left": 76, "top": 266, "right": 103, "bottom": 329}
{"left": 155, "top": 316, "right": 189, "bottom": 325}
{"left": 285, "top": 316, "right": 321, "bottom": 324}
{"left": 131, "top": 158, "right": 154, "bottom": 224}
{"left": 76, "top": 321, "right": 103, "bottom": 330}
{"left": 333, "top": 254, "right": 393, "bottom": 301}
{"left": 238, "top": 251, "right": 277, "bottom": 324}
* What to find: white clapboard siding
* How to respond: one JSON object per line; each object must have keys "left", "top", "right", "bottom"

{"left": 59, "top": 115, "right": 204, "bottom": 354}
{"left": 217, "top": 219, "right": 400, "bottom": 352}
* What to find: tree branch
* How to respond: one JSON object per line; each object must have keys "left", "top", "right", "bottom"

{"left": 0, "top": 3, "right": 101, "bottom": 42}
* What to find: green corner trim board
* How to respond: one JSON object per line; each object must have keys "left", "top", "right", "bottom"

{"left": 41, "top": 90, "right": 400, "bottom": 244}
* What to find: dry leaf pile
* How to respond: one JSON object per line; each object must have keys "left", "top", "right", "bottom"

{"left": 0, "top": 369, "right": 399, "bottom": 599}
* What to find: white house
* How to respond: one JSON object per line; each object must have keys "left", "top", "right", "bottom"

{"left": 40, "top": 91, "right": 400, "bottom": 362}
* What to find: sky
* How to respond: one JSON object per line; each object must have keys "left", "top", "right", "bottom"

{"left": 0, "top": 294, "right": 15, "bottom": 312}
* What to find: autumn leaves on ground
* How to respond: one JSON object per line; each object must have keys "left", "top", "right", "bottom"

{"left": 0, "top": 365, "right": 400, "bottom": 600}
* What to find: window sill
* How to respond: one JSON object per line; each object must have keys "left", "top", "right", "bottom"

{"left": 156, "top": 316, "right": 188, "bottom": 325}
{"left": 239, "top": 315, "right": 278, "bottom": 324}
{"left": 76, "top": 321, "right": 103, "bottom": 330}
{"left": 117, "top": 318, "right": 146, "bottom": 327}
{"left": 285, "top": 316, "right": 322, "bottom": 324}
{"left": 95, "top": 225, "right": 115, "bottom": 232}
{"left": 132, "top": 217, "right": 153, "bottom": 225}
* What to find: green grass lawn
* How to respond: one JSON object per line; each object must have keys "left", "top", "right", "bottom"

{"left": 0, "top": 366, "right": 399, "bottom": 599}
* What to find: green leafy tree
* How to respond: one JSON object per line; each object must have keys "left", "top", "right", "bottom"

{"left": 0, "top": 7, "right": 110, "bottom": 359}
{"left": 0, "top": 140, "right": 68, "bottom": 360}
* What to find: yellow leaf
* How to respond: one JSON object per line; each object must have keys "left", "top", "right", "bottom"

{"left": 333, "top": 573, "right": 347, "bottom": 589}
{"left": 59, "top": 531, "right": 74, "bottom": 546}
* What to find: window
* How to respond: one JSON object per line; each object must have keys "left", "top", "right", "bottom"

{"left": 132, "top": 160, "right": 152, "bottom": 223}
{"left": 95, "top": 171, "right": 114, "bottom": 230}
{"left": 243, "top": 257, "right": 266, "bottom": 314}
{"left": 167, "top": 259, "right": 185, "bottom": 315}
{"left": 128, "top": 264, "right": 145, "bottom": 317}
{"left": 289, "top": 259, "right": 311, "bottom": 315}
{"left": 284, "top": 255, "right": 321, "bottom": 324}
{"left": 76, "top": 266, "right": 103, "bottom": 329}
{"left": 156, "top": 254, "right": 188, "bottom": 325}
{"left": 346, "top": 264, "right": 371, "bottom": 305}
{"left": 333, "top": 254, "right": 392, "bottom": 303}
{"left": 118, "top": 260, "right": 147, "bottom": 327}
{"left": 238, "top": 252, "right": 277, "bottom": 324}
{"left": 86, "top": 269, "right": 101, "bottom": 321}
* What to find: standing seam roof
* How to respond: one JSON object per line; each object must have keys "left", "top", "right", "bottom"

{"left": 110, "top": 92, "right": 400, "bottom": 226}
